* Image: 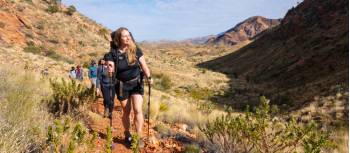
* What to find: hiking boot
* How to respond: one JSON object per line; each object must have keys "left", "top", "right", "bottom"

{"left": 104, "top": 108, "right": 109, "bottom": 118}
{"left": 124, "top": 131, "right": 132, "bottom": 146}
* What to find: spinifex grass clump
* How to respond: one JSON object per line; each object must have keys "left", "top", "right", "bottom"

{"left": 153, "top": 73, "right": 172, "bottom": 91}
{"left": 200, "top": 96, "right": 335, "bottom": 153}
{"left": 0, "top": 65, "right": 51, "bottom": 153}
{"left": 48, "top": 78, "right": 95, "bottom": 116}
{"left": 46, "top": 117, "right": 97, "bottom": 152}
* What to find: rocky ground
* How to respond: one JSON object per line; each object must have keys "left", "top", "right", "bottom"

{"left": 84, "top": 98, "right": 197, "bottom": 153}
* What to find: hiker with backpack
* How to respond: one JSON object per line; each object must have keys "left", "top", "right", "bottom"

{"left": 104, "top": 27, "right": 153, "bottom": 148}
{"left": 69, "top": 66, "right": 76, "bottom": 79}
{"left": 88, "top": 60, "right": 98, "bottom": 88}
{"left": 76, "top": 65, "right": 84, "bottom": 81}
{"left": 97, "top": 59, "right": 116, "bottom": 118}
{"left": 96, "top": 59, "right": 106, "bottom": 97}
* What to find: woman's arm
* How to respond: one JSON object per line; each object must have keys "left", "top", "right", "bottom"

{"left": 139, "top": 56, "right": 151, "bottom": 78}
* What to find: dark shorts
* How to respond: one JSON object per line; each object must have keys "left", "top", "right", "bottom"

{"left": 116, "top": 79, "right": 144, "bottom": 101}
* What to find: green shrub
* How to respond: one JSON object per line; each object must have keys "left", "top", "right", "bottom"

{"left": 65, "top": 5, "right": 76, "bottom": 16}
{"left": 36, "top": 21, "right": 45, "bottom": 30}
{"left": 48, "top": 78, "right": 95, "bottom": 116}
{"left": 23, "top": 43, "right": 42, "bottom": 54}
{"left": 184, "top": 144, "right": 200, "bottom": 153}
{"left": 46, "top": 5, "right": 59, "bottom": 14}
{"left": 197, "top": 101, "right": 214, "bottom": 114}
{"left": 98, "top": 28, "right": 109, "bottom": 36}
{"left": 153, "top": 73, "right": 172, "bottom": 91}
{"left": 106, "top": 126, "right": 112, "bottom": 153}
{"left": 44, "top": 49, "right": 74, "bottom": 64}
{"left": 154, "top": 123, "right": 171, "bottom": 137}
{"left": 78, "top": 41, "right": 85, "bottom": 47}
{"left": 200, "top": 96, "right": 335, "bottom": 153}
{"left": 131, "top": 133, "right": 140, "bottom": 153}
{"left": 189, "top": 87, "right": 213, "bottom": 100}
{"left": 88, "top": 52, "right": 97, "bottom": 57}
{"left": 45, "top": 49, "right": 60, "bottom": 59}
{"left": 24, "top": 0, "right": 33, "bottom": 4}
{"left": 46, "top": 117, "right": 95, "bottom": 153}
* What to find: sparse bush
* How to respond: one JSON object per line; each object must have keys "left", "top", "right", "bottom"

{"left": 46, "top": 117, "right": 96, "bottom": 152}
{"left": 46, "top": 5, "right": 59, "bottom": 14}
{"left": 154, "top": 123, "right": 171, "bottom": 137}
{"left": 189, "top": 87, "right": 213, "bottom": 100}
{"left": 82, "top": 60, "right": 90, "bottom": 68}
{"left": 88, "top": 52, "right": 97, "bottom": 57}
{"left": 184, "top": 144, "right": 200, "bottom": 153}
{"left": 48, "top": 78, "right": 95, "bottom": 116}
{"left": 98, "top": 28, "right": 109, "bottom": 36}
{"left": 153, "top": 73, "right": 172, "bottom": 90}
{"left": 45, "top": 49, "right": 60, "bottom": 59}
{"left": 45, "top": 49, "right": 74, "bottom": 64}
{"left": 24, "top": 0, "right": 33, "bottom": 4}
{"left": 197, "top": 101, "right": 214, "bottom": 114}
{"left": 23, "top": 43, "right": 42, "bottom": 54}
{"left": 65, "top": 5, "right": 76, "bottom": 16}
{"left": 200, "top": 96, "right": 335, "bottom": 153}
{"left": 36, "top": 21, "right": 45, "bottom": 30}
{"left": 49, "top": 38, "right": 59, "bottom": 44}
{"left": 78, "top": 41, "right": 85, "bottom": 47}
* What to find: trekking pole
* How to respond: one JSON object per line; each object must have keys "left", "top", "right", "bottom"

{"left": 108, "top": 73, "right": 114, "bottom": 149}
{"left": 147, "top": 82, "right": 151, "bottom": 141}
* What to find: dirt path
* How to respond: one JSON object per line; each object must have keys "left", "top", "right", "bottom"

{"left": 84, "top": 98, "right": 184, "bottom": 153}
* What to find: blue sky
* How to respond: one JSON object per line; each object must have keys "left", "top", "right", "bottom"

{"left": 62, "top": 0, "right": 301, "bottom": 41}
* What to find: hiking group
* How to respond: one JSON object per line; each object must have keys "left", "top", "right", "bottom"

{"left": 78, "top": 27, "right": 153, "bottom": 149}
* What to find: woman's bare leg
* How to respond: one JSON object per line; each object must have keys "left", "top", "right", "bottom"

{"left": 131, "top": 94, "right": 144, "bottom": 137}
{"left": 120, "top": 99, "right": 131, "bottom": 132}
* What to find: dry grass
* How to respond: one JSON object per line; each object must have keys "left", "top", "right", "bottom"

{"left": 143, "top": 89, "right": 226, "bottom": 128}
{"left": 0, "top": 64, "right": 52, "bottom": 152}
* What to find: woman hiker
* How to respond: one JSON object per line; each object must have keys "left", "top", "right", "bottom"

{"left": 104, "top": 27, "right": 152, "bottom": 148}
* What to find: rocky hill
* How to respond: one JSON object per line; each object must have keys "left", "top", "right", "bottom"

{"left": 0, "top": 0, "right": 110, "bottom": 75}
{"left": 206, "top": 16, "right": 280, "bottom": 45}
{"left": 199, "top": 0, "right": 349, "bottom": 108}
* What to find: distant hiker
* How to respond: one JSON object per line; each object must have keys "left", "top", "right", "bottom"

{"left": 76, "top": 65, "right": 84, "bottom": 81}
{"left": 88, "top": 60, "right": 98, "bottom": 88}
{"left": 104, "top": 27, "right": 152, "bottom": 148}
{"left": 96, "top": 59, "right": 106, "bottom": 97}
{"left": 41, "top": 68, "right": 49, "bottom": 76}
{"left": 69, "top": 66, "right": 76, "bottom": 79}
{"left": 98, "top": 60, "right": 115, "bottom": 118}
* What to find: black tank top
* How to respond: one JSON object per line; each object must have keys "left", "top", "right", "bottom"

{"left": 115, "top": 48, "right": 143, "bottom": 82}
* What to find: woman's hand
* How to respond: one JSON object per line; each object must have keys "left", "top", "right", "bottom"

{"left": 96, "top": 88, "right": 102, "bottom": 97}
{"left": 146, "top": 76, "right": 153, "bottom": 85}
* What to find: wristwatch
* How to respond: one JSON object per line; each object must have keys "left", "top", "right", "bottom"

{"left": 147, "top": 76, "right": 152, "bottom": 80}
